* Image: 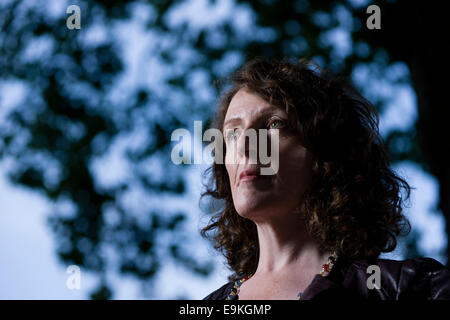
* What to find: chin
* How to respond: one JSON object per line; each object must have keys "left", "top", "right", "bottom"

{"left": 234, "top": 199, "right": 274, "bottom": 220}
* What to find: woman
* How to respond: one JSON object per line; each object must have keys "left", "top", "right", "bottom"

{"left": 201, "top": 57, "right": 450, "bottom": 300}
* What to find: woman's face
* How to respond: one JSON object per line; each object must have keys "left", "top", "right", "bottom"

{"left": 223, "top": 88, "right": 315, "bottom": 221}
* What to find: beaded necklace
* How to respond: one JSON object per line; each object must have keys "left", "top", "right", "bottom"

{"left": 226, "top": 252, "right": 337, "bottom": 300}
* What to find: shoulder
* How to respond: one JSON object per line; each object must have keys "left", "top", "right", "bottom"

{"left": 346, "top": 256, "right": 450, "bottom": 299}
{"left": 351, "top": 256, "right": 448, "bottom": 278}
{"left": 202, "top": 281, "right": 235, "bottom": 300}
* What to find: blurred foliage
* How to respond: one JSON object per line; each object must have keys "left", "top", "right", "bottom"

{"left": 0, "top": 0, "right": 448, "bottom": 298}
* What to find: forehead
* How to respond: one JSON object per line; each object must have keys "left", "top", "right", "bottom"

{"left": 225, "top": 88, "right": 280, "bottom": 122}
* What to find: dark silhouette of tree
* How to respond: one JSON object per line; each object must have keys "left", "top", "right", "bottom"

{"left": 0, "top": 0, "right": 447, "bottom": 298}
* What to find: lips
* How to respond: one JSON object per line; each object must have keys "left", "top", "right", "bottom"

{"left": 239, "top": 168, "right": 266, "bottom": 182}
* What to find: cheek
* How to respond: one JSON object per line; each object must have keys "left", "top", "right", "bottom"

{"left": 278, "top": 141, "right": 314, "bottom": 186}
{"left": 225, "top": 146, "right": 239, "bottom": 179}
{"left": 225, "top": 162, "right": 237, "bottom": 186}
{"left": 224, "top": 142, "right": 237, "bottom": 165}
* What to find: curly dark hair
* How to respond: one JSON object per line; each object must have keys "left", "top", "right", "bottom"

{"left": 200, "top": 56, "right": 411, "bottom": 281}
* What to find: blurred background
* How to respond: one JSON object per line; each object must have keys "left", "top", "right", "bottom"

{"left": 0, "top": 0, "right": 448, "bottom": 299}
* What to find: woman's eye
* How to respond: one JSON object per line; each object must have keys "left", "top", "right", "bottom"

{"left": 268, "top": 119, "right": 285, "bottom": 129}
{"left": 226, "top": 129, "right": 239, "bottom": 141}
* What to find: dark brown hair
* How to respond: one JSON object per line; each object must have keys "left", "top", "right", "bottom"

{"left": 201, "top": 57, "right": 411, "bottom": 281}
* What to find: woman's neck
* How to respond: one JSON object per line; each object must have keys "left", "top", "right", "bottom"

{"left": 253, "top": 214, "right": 331, "bottom": 277}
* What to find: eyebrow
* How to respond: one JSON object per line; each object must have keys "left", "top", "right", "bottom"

{"left": 223, "top": 108, "right": 286, "bottom": 130}
{"left": 223, "top": 117, "right": 242, "bottom": 130}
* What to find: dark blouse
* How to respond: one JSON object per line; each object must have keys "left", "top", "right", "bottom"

{"left": 203, "top": 256, "right": 450, "bottom": 300}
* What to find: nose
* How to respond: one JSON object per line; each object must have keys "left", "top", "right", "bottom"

{"left": 237, "top": 128, "right": 267, "bottom": 165}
